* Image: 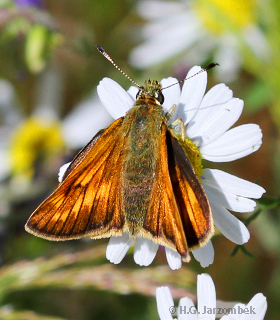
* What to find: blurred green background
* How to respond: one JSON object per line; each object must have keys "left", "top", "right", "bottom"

{"left": 0, "top": 0, "right": 279, "bottom": 319}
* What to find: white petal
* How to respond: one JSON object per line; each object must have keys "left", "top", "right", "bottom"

{"left": 178, "top": 297, "right": 197, "bottom": 320}
{"left": 188, "top": 97, "right": 243, "bottom": 147}
{"left": 220, "top": 302, "right": 248, "bottom": 320}
{"left": 165, "top": 247, "right": 182, "bottom": 270}
{"left": 216, "top": 300, "right": 240, "bottom": 318}
{"left": 127, "top": 86, "right": 138, "bottom": 101}
{"left": 181, "top": 32, "right": 214, "bottom": 66}
{"left": 243, "top": 293, "right": 267, "bottom": 320}
{"left": 0, "top": 79, "right": 15, "bottom": 107}
{"left": 192, "top": 241, "right": 214, "bottom": 268}
{"left": 201, "top": 124, "right": 262, "bottom": 162}
{"left": 203, "top": 169, "right": 266, "bottom": 199}
{"left": 106, "top": 234, "right": 134, "bottom": 264}
{"left": 0, "top": 147, "right": 11, "bottom": 181}
{"left": 200, "top": 83, "right": 233, "bottom": 105}
{"left": 156, "top": 286, "right": 174, "bottom": 320}
{"left": 187, "top": 83, "right": 234, "bottom": 143}
{"left": 148, "top": 11, "right": 199, "bottom": 40}
{"left": 62, "top": 94, "right": 113, "bottom": 149}
{"left": 197, "top": 274, "right": 216, "bottom": 320}
{"left": 177, "top": 66, "right": 207, "bottom": 124}
{"left": 203, "top": 181, "right": 258, "bottom": 213}
{"left": 137, "top": 1, "right": 187, "bottom": 20}
{"left": 58, "top": 162, "right": 71, "bottom": 182}
{"left": 209, "top": 200, "right": 250, "bottom": 245}
{"left": 134, "top": 238, "right": 159, "bottom": 266}
{"left": 97, "top": 78, "right": 133, "bottom": 119}
{"left": 214, "top": 35, "right": 241, "bottom": 82}
{"left": 160, "top": 77, "right": 181, "bottom": 115}
{"left": 219, "top": 316, "right": 233, "bottom": 320}
{"left": 232, "top": 303, "right": 247, "bottom": 319}
{"left": 129, "top": 17, "right": 200, "bottom": 69}
{"left": 243, "top": 24, "right": 270, "bottom": 59}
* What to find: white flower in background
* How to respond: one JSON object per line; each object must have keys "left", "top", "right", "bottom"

{"left": 0, "top": 79, "right": 19, "bottom": 218}
{"left": 62, "top": 91, "right": 113, "bottom": 149}
{"left": 0, "top": 65, "right": 112, "bottom": 185}
{"left": 0, "top": 67, "right": 65, "bottom": 186}
{"left": 129, "top": 0, "right": 270, "bottom": 82}
{"left": 0, "top": 80, "right": 15, "bottom": 181}
{"left": 7, "top": 66, "right": 64, "bottom": 185}
{"left": 156, "top": 273, "right": 267, "bottom": 320}
{"left": 59, "top": 65, "right": 265, "bottom": 270}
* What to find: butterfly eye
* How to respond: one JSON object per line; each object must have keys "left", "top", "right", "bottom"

{"left": 157, "top": 91, "right": 164, "bottom": 104}
{"left": 136, "top": 88, "right": 143, "bottom": 100}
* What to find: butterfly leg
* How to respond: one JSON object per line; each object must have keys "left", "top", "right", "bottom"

{"left": 165, "top": 104, "right": 176, "bottom": 121}
{"left": 170, "top": 119, "right": 201, "bottom": 158}
{"left": 169, "top": 118, "right": 186, "bottom": 141}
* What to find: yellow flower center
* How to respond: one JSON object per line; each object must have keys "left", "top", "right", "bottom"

{"left": 182, "top": 138, "right": 203, "bottom": 179}
{"left": 10, "top": 117, "right": 65, "bottom": 179}
{"left": 193, "top": 0, "right": 256, "bottom": 35}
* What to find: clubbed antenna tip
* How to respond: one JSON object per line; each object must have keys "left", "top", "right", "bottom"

{"left": 162, "top": 62, "right": 219, "bottom": 91}
{"left": 204, "top": 62, "right": 219, "bottom": 71}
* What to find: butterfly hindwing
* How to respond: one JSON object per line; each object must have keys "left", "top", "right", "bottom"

{"left": 141, "top": 123, "right": 190, "bottom": 261}
{"left": 141, "top": 122, "right": 213, "bottom": 259}
{"left": 167, "top": 129, "right": 214, "bottom": 250}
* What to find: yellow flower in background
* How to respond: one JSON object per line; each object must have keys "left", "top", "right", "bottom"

{"left": 194, "top": 0, "right": 255, "bottom": 34}
{"left": 10, "top": 116, "right": 64, "bottom": 180}
{"left": 0, "top": 64, "right": 113, "bottom": 189}
{"left": 129, "top": 0, "right": 269, "bottom": 82}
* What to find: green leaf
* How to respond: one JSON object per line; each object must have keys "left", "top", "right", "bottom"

{"left": 24, "top": 24, "right": 61, "bottom": 73}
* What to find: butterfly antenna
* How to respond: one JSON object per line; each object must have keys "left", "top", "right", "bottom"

{"left": 162, "top": 62, "right": 219, "bottom": 91}
{"left": 96, "top": 45, "right": 141, "bottom": 88}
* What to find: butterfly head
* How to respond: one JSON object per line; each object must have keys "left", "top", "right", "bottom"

{"left": 136, "top": 80, "right": 164, "bottom": 105}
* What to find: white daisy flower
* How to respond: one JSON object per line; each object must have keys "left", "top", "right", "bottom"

{"left": 129, "top": 0, "right": 270, "bottom": 82}
{"left": 0, "top": 79, "right": 16, "bottom": 181}
{"left": 58, "top": 65, "right": 265, "bottom": 270}
{"left": 156, "top": 273, "right": 267, "bottom": 320}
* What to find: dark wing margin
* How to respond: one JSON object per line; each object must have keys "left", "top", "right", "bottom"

{"left": 61, "top": 128, "right": 105, "bottom": 181}
{"left": 25, "top": 117, "right": 127, "bottom": 240}
{"left": 166, "top": 129, "right": 214, "bottom": 250}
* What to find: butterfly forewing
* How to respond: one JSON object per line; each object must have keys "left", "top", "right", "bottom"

{"left": 25, "top": 117, "right": 128, "bottom": 240}
{"left": 61, "top": 129, "right": 105, "bottom": 181}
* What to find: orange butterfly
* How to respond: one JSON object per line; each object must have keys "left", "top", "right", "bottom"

{"left": 25, "top": 47, "right": 215, "bottom": 263}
